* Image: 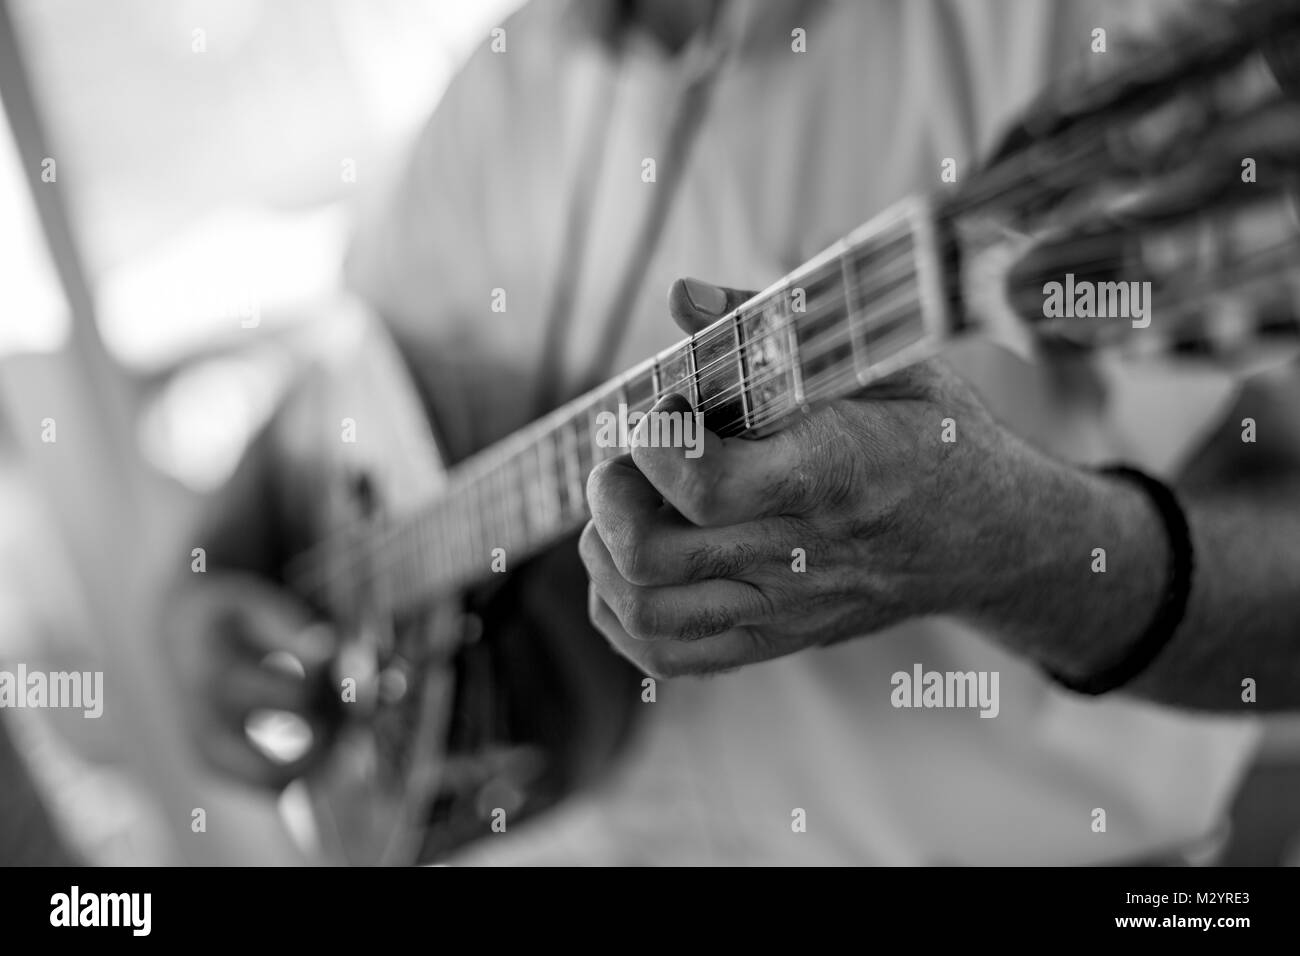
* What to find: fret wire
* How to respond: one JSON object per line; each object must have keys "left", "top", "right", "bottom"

{"left": 476, "top": 463, "right": 493, "bottom": 560}
{"left": 540, "top": 437, "right": 556, "bottom": 535}
{"left": 549, "top": 429, "right": 567, "bottom": 523}
{"left": 654, "top": 344, "right": 691, "bottom": 408}
{"left": 465, "top": 480, "right": 478, "bottom": 579}
{"left": 284, "top": 210, "right": 936, "bottom": 604}
{"left": 302, "top": 262, "right": 921, "bottom": 604}
{"left": 784, "top": 285, "right": 806, "bottom": 408}
{"left": 490, "top": 459, "right": 504, "bottom": 554}
{"left": 417, "top": 509, "right": 431, "bottom": 582}
{"left": 430, "top": 502, "right": 447, "bottom": 589}
{"left": 701, "top": 295, "right": 926, "bottom": 418}
{"left": 451, "top": 490, "right": 464, "bottom": 583}
{"left": 643, "top": 229, "right": 917, "bottom": 404}
{"left": 589, "top": 391, "right": 608, "bottom": 465}
{"left": 575, "top": 411, "right": 591, "bottom": 515}
{"left": 560, "top": 415, "right": 582, "bottom": 519}
{"left": 475, "top": 461, "right": 492, "bottom": 562}
{"left": 586, "top": 401, "right": 603, "bottom": 467}
{"left": 556, "top": 430, "right": 571, "bottom": 521}
{"left": 468, "top": 466, "right": 485, "bottom": 567}
{"left": 301, "top": 319, "right": 909, "bottom": 610}
{"left": 575, "top": 399, "right": 595, "bottom": 490}
{"left": 502, "top": 456, "right": 515, "bottom": 559}
{"left": 518, "top": 445, "right": 535, "bottom": 543}
{"left": 562, "top": 423, "right": 576, "bottom": 521}
{"left": 437, "top": 493, "right": 452, "bottom": 586}
{"left": 456, "top": 491, "right": 468, "bottom": 583}
{"left": 554, "top": 431, "right": 568, "bottom": 523}
{"left": 515, "top": 454, "right": 527, "bottom": 546}
{"left": 511, "top": 451, "right": 527, "bottom": 548}
{"left": 469, "top": 467, "right": 484, "bottom": 573}
{"left": 615, "top": 379, "right": 630, "bottom": 458}
{"left": 691, "top": 308, "right": 925, "bottom": 431}
{"left": 441, "top": 247, "right": 920, "bottom": 582}
{"left": 498, "top": 453, "right": 514, "bottom": 551}
{"left": 418, "top": 509, "right": 434, "bottom": 596}
{"left": 442, "top": 498, "right": 455, "bottom": 587}
{"left": 537, "top": 434, "right": 558, "bottom": 535}
{"left": 302, "top": 179, "right": 1279, "bottom": 606}
{"left": 447, "top": 498, "right": 459, "bottom": 586}
{"left": 840, "top": 240, "right": 871, "bottom": 384}
{"left": 685, "top": 335, "right": 701, "bottom": 407}
{"left": 601, "top": 382, "right": 626, "bottom": 461}
{"left": 491, "top": 458, "right": 507, "bottom": 555}
{"left": 469, "top": 477, "right": 483, "bottom": 575}
{"left": 408, "top": 521, "right": 426, "bottom": 602}
{"left": 732, "top": 310, "right": 752, "bottom": 430}
{"left": 484, "top": 471, "right": 496, "bottom": 573}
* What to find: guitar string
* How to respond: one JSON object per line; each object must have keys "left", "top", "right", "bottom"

{"left": 383, "top": 265, "right": 1300, "bottom": 610}
{"left": 283, "top": 239, "right": 931, "bottom": 599}
{"left": 290, "top": 5, "right": 1300, "bottom": 600}
{"left": 287, "top": 70, "right": 1300, "bottom": 603}
{"left": 303, "top": 224, "right": 1300, "bottom": 607}
{"left": 285, "top": 231, "right": 925, "bottom": 596}
{"left": 288, "top": 224, "right": 1291, "bottom": 604}
{"left": 291, "top": 73, "right": 1300, "bottom": 602}
{"left": 390, "top": 174, "right": 1300, "bottom": 574}
{"left": 288, "top": 205, "right": 1300, "bottom": 603}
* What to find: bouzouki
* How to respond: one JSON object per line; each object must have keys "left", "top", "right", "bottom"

{"left": 255, "top": 0, "right": 1300, "bottom": 863}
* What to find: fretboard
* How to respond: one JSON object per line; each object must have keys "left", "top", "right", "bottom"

{"left": 316, "top": 196, "right": 954, "bottom": 616}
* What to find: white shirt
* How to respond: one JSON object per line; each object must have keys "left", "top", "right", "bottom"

{"left": 347, "top": 0, "right": 1259, "bottom": 864}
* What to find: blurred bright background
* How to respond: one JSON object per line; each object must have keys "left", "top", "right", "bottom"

{"left": 0, "top": 0, "right": 522, "bottom": 865}
{"left": 6, "top": 0, "right": 530, "bottom": 363}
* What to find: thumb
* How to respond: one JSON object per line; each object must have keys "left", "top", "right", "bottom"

{"left": 668, "top": 277, "right": 756, "bottom": 335}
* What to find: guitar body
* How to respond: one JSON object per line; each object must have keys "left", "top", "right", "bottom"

{"left": 270, "top": 313, "right": 640, "bottom": 864}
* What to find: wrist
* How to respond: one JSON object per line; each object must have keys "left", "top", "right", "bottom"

{"left": 958, "top": 453, "right": 1170, "bottom": 676}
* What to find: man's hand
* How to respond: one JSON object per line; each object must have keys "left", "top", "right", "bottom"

{"left": 580, "top": 278, "right": 1165, "bottom": 680}
{"left": 164, "top": 571, "right": 339, "bottom": 787}
{"left": 161, "top": 393, "right": 343, "bottom": 788}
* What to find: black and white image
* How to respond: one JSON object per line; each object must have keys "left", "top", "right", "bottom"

{"left": 2, "top": 0, "right": 1300, "bottom": 884}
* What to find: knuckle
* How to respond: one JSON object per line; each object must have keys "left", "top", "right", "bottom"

{"left": 677, "top": 605, "right": 733, "bottom": 642}
{"left": 577, "top": 521, "right": 604, "bottom": 569}
{"left": 620, "top": 592, "right": 662, "bottom": 641}
{"left": 620, "top": 551, "right": 659, "bottom": 588}
{"left": 684, "top": 540, "right": 760, "bottom": 581}
{"left": 584, "top": 459, "right": 619, "bottom": 514}
{"left": 608, "top": 519, "right": 652, "bottom": 585}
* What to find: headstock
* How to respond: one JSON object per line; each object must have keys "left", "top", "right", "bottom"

{"left": 950, "top": 0, "right": 1300, "bottom": 370}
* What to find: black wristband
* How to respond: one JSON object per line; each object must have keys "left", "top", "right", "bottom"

{"left": 1044, "top": 464, "right": 1195, "bottom": 696}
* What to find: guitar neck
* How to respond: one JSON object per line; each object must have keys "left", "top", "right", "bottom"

{"left": 281, "top": 0, "right": 1300, "bottom": 623}
{"left": 360, "top": 197, "right": 956, "bottom": 615}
